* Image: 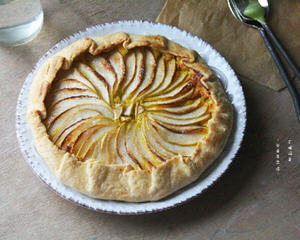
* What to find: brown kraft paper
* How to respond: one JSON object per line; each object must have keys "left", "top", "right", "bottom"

{"left": 156, "top": 0, "right": 300, "bottom": 91}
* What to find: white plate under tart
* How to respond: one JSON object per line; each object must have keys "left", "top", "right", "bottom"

{"left": 16, "top": 21, "right": 246, "bottom": 214}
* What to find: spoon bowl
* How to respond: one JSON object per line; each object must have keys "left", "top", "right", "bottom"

{"left": 227, "top": 0, "right": 300, "bottom": 123}
{"left": 227, "top": 0, "right": 262, "bottom": 29}
{"left": 227, "top": 0, "right": 266, "bottom": 28}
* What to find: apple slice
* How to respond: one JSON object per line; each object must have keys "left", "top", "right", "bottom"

{"left": 131, "top": 121, "right": 155, "bottom": 169}
{"left": 134, "top": 121, "right": 162, "bottom": 166}
{"left": 70, "top": 68, "right": 99, "bottom": 91}
{"left": 132, "top": 49, "right": 156, "bottom": 100}
{"left": 146, "top": 57, "right": 176, "bottom": 97}
{"left": 115, "top": 125, "right": 126, "bottom": 164}
{"left": 46, "top": 100, "right": 113, "bottom": 129}
{"left": 145, "top": 119, "right": 194, "bottom": 156}
{"left": 52, "top": 118, "right": 91, "bottom": 145}
{"left": 98, "top": 127, "right": 121, "bottom": 165}
{"left": 143, "top": 80, "right": 192, "bottom": 103}
{"left": 60, "top": 117, "right": 114, "bottom": 152}
{"left": 55, "top": 67, "right": 96, "bottom": 91}
{"left": 152, "top": 104, "right": 208, "bottom": 121}
{"left": 47, "top": 96, "right": 111, "bottom": 117}
{"left": 140, "top": 56, "right": 165, "bottom": 98}
{"left": 99, "top": 132, "right": 109, "bottom": 164}
{"left": 77, "top": 62, "right": 110, "bottom": 103}
{"left": 116, "top": 124, "right": 141, "bottom": 169}
{"left": 141, "top": 118, "right": 176, "bottom": 160}
{"left": 81, "top": 131, "right": 105, "bottom": 163}
{"left": 149, "top": 120, "right": 203, "bottom": 146}
{"left": 146, "top": 97, "right": 203, "bottom": 115}
{"left": 89, "top": 55, "right": 117, "bottom": 98}
{"left": 108, "top": 51, "right": 125, "bottom": 96}
{"left": 52, "top": 78, "right": 91, "bottom": 91}
{"left": 142, "top": 87, "right": 194, "bottom": 108}
{"left": 148, "top": 112, "right": 211, "bottom": 126}
{"left": 125, "top": 122, "right": 152, "bottom": 170}
{"left": 46, "top": 88, "right": 98, "bottom": 108}
{"left": 121, "top": 50, "right": 144, "bottom": 101}
{"left": 74, "top": 123, "right": 118, "bottom": 161}
{"left": 90, "top": 138, "right": 102, "bottom": 162}
{"left": 122, "top": 101, "right": 135, "bottom": 117}
{"left": 81, "top": 137, "right": 98, "bottom": 161}
{"left": 48, "top": 108, "right": 100, "bottom": 140}
{"left": 72, "top": 125, "right": 108, "bottom": 159}
{"left": 160, "top": 70, "right": 189, "bottom": 95}
{"left": 110, "top": 126, "right": 123, "bottom": 164}
{"left": 119, "top": 50, "right": 136, "bottom": 94}
{"left": 154, "top": 120, "right": 208, "bottom": 134}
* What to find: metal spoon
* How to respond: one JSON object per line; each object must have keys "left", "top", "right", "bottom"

{"left": 233, "top": 0, "right": 300, "bottom": 80}
{"left": 228, "top": 0, "right": 300, "bottom": 123}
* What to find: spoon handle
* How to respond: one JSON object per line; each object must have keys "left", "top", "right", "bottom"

{"left": 258, "top": 28, "right": 300, "bottom": 123}
{"left": 262, "top": 23, "right": 300, "bottom": 81}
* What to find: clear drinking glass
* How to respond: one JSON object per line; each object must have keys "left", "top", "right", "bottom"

{"left": 0, "top": 0, "right": 43, "bottom": 46}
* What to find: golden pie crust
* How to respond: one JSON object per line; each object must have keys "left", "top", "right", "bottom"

{"left": 27, "top": 32, "right": 233, "bottom": 202}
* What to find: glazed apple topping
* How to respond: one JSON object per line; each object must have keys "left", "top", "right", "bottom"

{"left": 44, "top": 47, "right": 214, "bottom": 170}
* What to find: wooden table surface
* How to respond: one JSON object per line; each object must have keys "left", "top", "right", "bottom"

{"left": 1, "top": 0, "right": 300, "bottom": 239}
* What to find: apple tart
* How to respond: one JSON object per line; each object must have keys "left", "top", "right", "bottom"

{"left": 27, "top": 32, "right": 233, "bottom": 202}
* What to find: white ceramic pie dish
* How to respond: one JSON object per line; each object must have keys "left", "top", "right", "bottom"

{"left": 16, "top": 20, "right": 246, "bottom": 214}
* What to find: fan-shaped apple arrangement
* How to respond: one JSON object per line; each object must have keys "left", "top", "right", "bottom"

{"left": 27, "top": 33, "right": 232, "bottom": 202}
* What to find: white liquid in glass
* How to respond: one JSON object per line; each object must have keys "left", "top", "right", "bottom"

{"left": 0, "top": 0, "right": 43, "bottom": 46}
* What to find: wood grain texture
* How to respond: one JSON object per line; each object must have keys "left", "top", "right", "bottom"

{"left": 0, "top": 0, "right": 299, "bottom": 239}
